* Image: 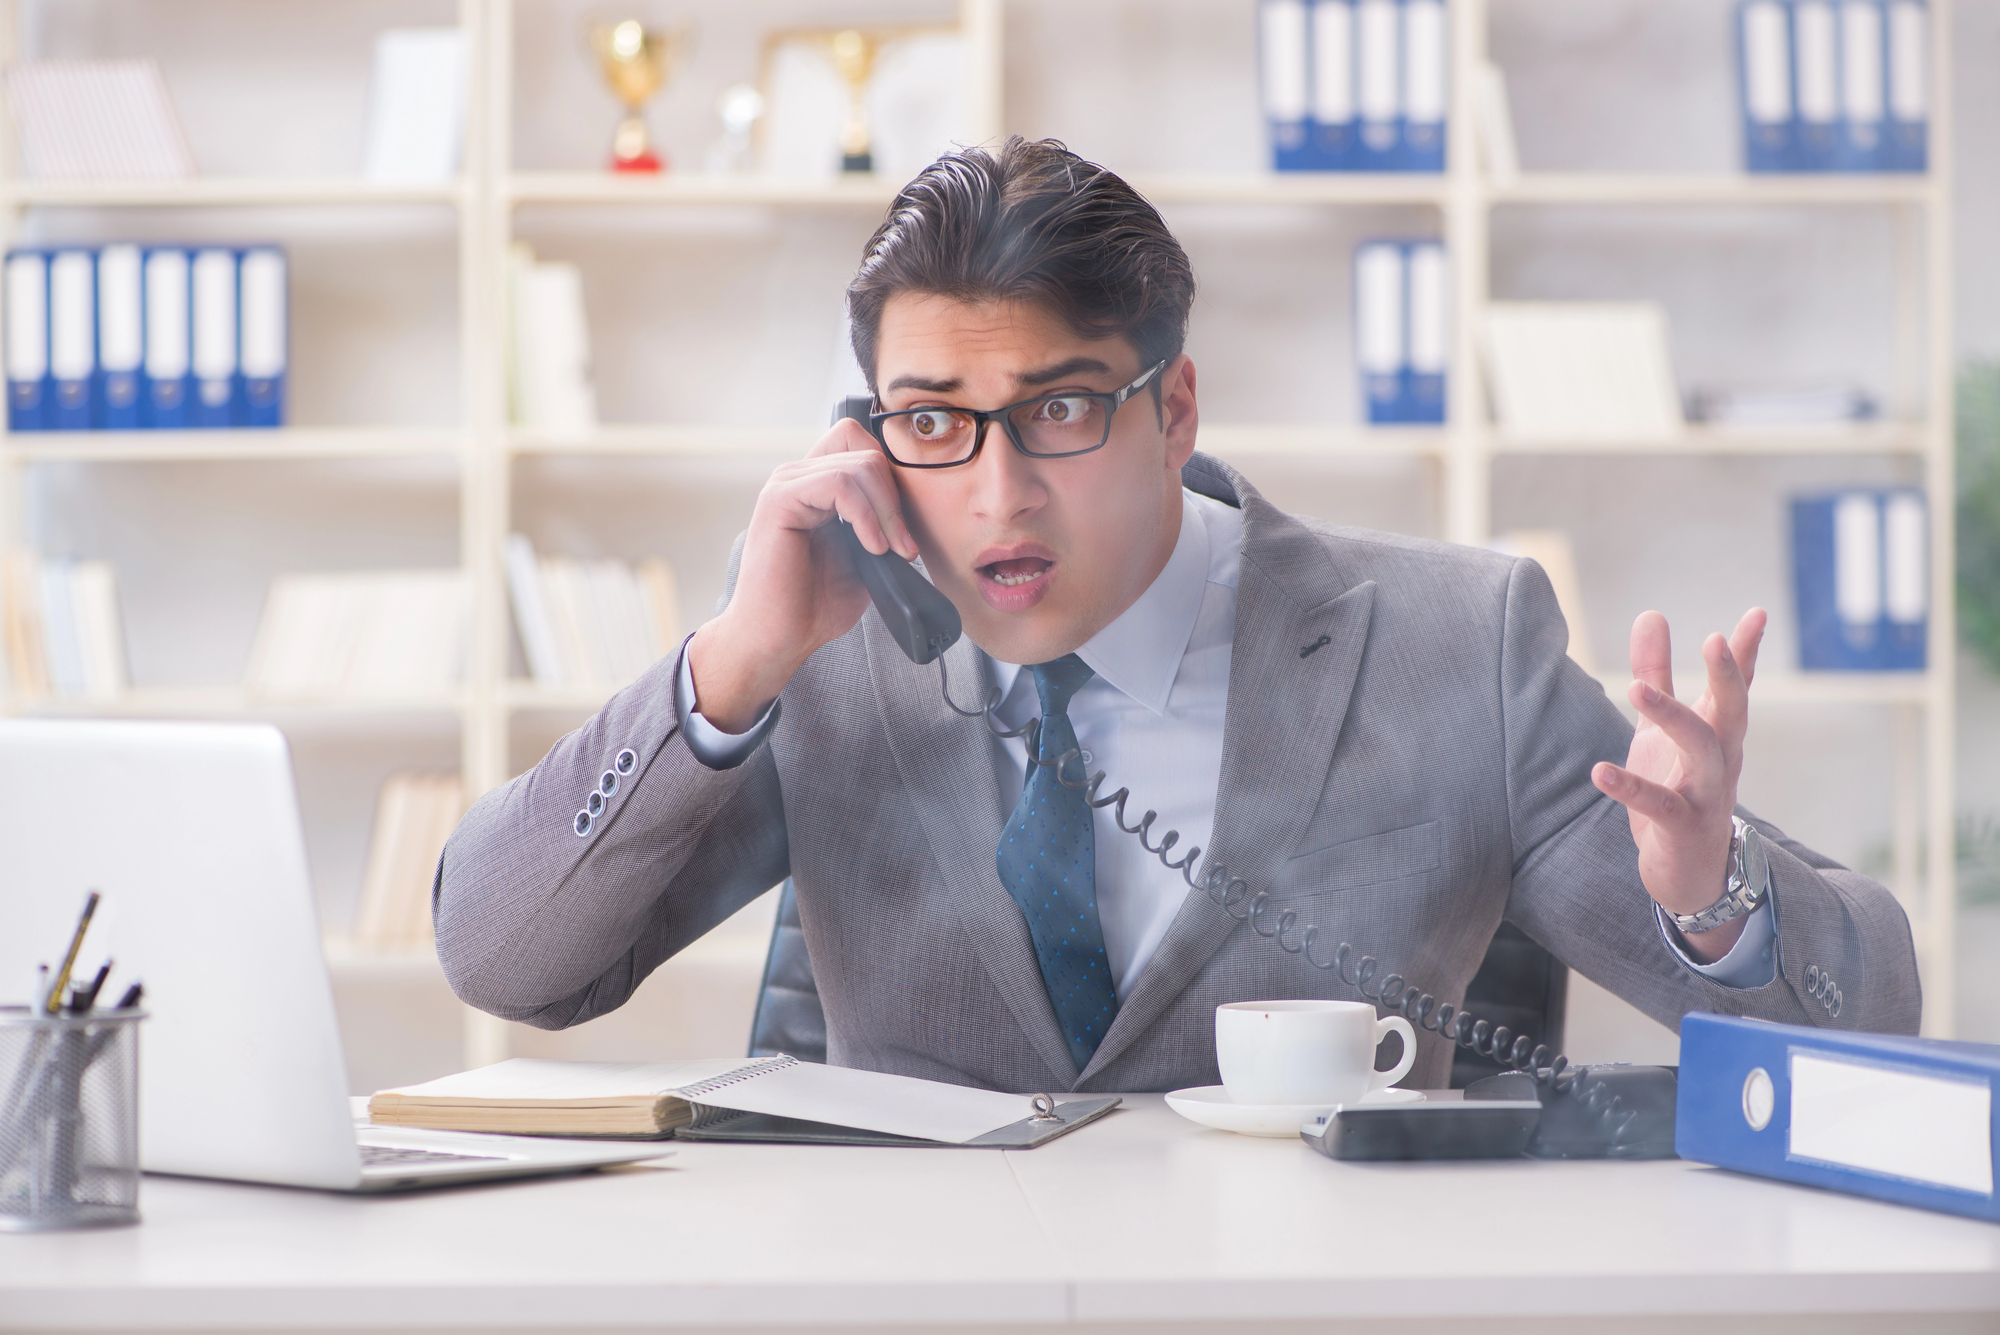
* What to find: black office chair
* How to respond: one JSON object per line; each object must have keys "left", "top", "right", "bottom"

{"left": 747, "top": 879, "right": 1566, "bottom": 1085}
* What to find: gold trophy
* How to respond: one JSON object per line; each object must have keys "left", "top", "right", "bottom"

{"left": 588, "top": 19, "right": 679, "bottom": 172}
{"left": 825, "top": 29, "right": 882, "bottom": 173}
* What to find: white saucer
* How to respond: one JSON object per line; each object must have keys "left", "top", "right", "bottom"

{"left": 1164, "top": 1084, "right": 1426, "bottom": 1138}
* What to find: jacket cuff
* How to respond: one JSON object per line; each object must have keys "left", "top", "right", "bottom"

{"left": 674, "top": 634, "right": 781, "bottom": 770}
{"left": 1655, "top": 893, "right": 1778, "bottom": 989}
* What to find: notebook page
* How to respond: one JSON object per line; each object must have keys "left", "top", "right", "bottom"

{"left": 693, "top": 1061, "right": 1036, "bottom": 1144}
{"left": 381, "top": 1056, "right": 770, "bottom": 1102}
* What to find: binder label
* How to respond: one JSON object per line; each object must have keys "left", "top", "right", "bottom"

{"left": 1788, "top": 1050, "right": 1993, "bottom": 1196}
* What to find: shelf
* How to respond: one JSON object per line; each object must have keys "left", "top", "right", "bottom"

{"left": 508, "top": 424, "right": 810, "bottom": 457}
{"left": 1490, "top": 173, "right": 1936, "bottom": 207}
{"left": 1, "top": 427, "right": 465, "bottom": 464}
{"left": 322, "top": 940, "right": 444, "bottom": 982}
{"left": 1592, "top": 669, "right": 1933, "bottom": 707}
{"left": 8, "top": 177, "right": 466, "bottom": 208}
{"left": 1126, "top": 172, "right": 1450, "bottom": 206}
{"left": 1201, "top": 423, "right": 1446, "bottom": 458}
{"left": 1490, "top": 421, "right": 1930, "bottom": 456}
{"left": 4, "top": 686, "right": 468, "bottom": 719}
{"left": 508, "top": 173, "right": 903, "bottom": 208}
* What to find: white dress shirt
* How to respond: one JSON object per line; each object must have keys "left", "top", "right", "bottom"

{"left": 682, "top": 487, "right": 1776, "bottom": 995}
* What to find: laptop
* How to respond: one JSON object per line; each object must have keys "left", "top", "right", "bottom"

{"left": 0, "top": 718, "right": 671, "bottom": 1192}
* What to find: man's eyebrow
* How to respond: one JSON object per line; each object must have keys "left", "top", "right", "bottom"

{"left": 1018, "top": 357, "right": 1114, "bottom": 387}
{"left": 884, "top": 374, "right": 962, "bottom": 393}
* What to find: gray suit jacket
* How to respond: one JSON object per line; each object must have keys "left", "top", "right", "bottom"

{"left": 436, "top": 454, "right": 1921, "bottom": 1091}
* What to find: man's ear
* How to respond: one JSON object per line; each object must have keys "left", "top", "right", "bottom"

{"left": 1160, "top": 354, "right": 1199, "bottom": 470}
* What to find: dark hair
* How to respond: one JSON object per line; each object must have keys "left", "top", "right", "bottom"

{"left": 847, "top": 138, "right": 1196, "bottom": 391}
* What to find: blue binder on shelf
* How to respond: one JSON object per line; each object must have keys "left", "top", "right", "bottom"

{"left": 1883, "top": 0, "right": 1927, "bottom": 172}
{"left": 238, "top": 247, "right": 287, "bottom": 429}
{"left": 1261, "top": 0, "right": 1314, "bottom": 171}
{"left": 1353, "top": 0, "right": 1401, "bottom": 170}
{"left": 1397, "top": 0, "right": 1447, "bottom": 173}
{"left": 1790, "top": 1, "right": 1840, "bottom": 170}
{"left": 190, "top": 247, "right": 240, "bottom": 428}
{"left": 1738, "top": 1, "right": 1795, "bottom": 171}
{"left": 1834, "top": 0, "right": 1887, "bottom": 172}
{"left": 95, "top": 244, "right": 143, "bottom": 430}
{"left": 1354, "top": 238, "right": 1446, "bottom": 425}
{"left": 1791, "top": 488, "right": 1926, "bottom": 671}
{"left": 4, "top": 249, "right": 49, "bottom": 433}
{"left": 47, "top": 249, "right": 95, "bottom": 431}
{"left": 1678, "top": 1012, "right": 2000, "bottom": 1225}
{"left": 1310, "top": 0, "right": 1357, "bottom": 170}
{"left": 142, "top": 247, "right": 192, "bottom": 429}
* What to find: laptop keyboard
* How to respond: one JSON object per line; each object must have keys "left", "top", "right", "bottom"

{"left": 360, "top": 1143, "right": 511, "bottom": 1167}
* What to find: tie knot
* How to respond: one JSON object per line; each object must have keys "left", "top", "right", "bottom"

{"left": 1031, "top": 654, "right": 1094, "bottom": 716}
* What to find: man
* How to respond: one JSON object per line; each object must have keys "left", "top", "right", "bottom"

{"left": 438, "top": 139, "right": 1919, "bottom": 1092}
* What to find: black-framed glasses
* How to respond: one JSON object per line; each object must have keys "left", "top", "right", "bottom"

{"left": 864, "top": 360, "right": 1168, "bottom": 469}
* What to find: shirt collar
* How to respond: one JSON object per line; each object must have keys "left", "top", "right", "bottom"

{"left": 989, "top": 490, "right": 1213, "bottom": 716}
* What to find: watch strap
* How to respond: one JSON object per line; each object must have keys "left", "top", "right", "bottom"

{"left": 1669, "top": 816, "right": 1770, "bottom": 936}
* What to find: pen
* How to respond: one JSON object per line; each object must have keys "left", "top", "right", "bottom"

{"left": 113, "top": 982, "right": 143, "bottom": 1011}
{"left": 77, "top": 961, "right": 112, "bottom": 1013}
{"left": 43, "top": 890, "right": 101, "bottom": 1016}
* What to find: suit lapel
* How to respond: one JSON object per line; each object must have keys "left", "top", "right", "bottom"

{"left": 863, "top": 618, "right": 1081, "bottom": 1086}
{"left": 1078, "top": 480, "right": 1376, "bottom": 1084}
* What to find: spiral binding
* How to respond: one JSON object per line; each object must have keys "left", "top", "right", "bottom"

{"left": 938, "top": 656, "right": 1581, "bottom": 1094}
{"left": 678, "top": 1052, "right": 797, "bottom": 1101}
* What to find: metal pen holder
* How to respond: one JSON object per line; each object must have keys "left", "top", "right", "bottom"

{"left": 0, "top": 1005, "right": 144, "bottom": 1231}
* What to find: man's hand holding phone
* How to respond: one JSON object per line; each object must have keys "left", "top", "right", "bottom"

{"left": 684, "top": 416, "right": 917, "bottom": 734}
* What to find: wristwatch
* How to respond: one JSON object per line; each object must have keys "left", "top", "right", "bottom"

{"left": 1668, "top": 816, "right": 1771, "bottom": 935}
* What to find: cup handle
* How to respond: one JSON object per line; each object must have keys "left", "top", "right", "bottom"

{"left": 1368, "top": 1015, "right": 1417, "bottom": 1094}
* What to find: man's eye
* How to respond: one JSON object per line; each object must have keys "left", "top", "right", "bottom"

{"left": 1036, "top": 397, "right": 1092, "bottom": 424}
{"left": 911, "top": 411, "right": 959, "bottom": 438}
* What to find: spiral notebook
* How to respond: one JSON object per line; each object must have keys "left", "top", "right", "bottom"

{"left": 368, "top": 1055, "right": 1119, "bottom": 1148}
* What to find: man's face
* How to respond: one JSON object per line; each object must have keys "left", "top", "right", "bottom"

{"left": 872, "top": 294, "right": 1200, "bottom": 666}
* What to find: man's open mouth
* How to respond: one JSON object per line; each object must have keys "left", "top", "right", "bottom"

{"left": 983, "top": 557, "right": 1051, "bottom": 587}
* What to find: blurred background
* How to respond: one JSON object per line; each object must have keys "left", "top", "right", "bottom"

{"left": 0, "top": 0, "right": 1992, "bottom": 1094}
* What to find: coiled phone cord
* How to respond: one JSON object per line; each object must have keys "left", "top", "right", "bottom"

{"left": 938, "top": 652, "right": 1583, "bottom": 1095}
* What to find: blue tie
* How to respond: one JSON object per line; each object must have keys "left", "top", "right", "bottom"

{"left": 996, "top": 654, "right": 1118, "bottom": 1069}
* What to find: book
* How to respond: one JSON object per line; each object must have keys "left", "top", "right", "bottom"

{"left": 1678, "top": 1011, "right": 2000, "bottom": 1223}
{"left": 1482, "top": 302, "right": 1683, "bottom": 444}
{"left": 360, "top": 29, "right": 466, "bottom": 184}
{"left": 506, "top": 243, "right": 597, "bottom": 434}
{"left": 245, "top": 570, "right": 468, "bottom": 699}
{"left": 505, "top": 534, "right": 682, "bottom": 688}
{"left": 3, "top": 59, "right": 195, "bottom": 182}
{"left": 369, "top": 1054, "right": 1120, "bottom": 1148}
{"left": 0, "top": 552, "right": 126, "bottom": 699}
{"left": 352, "top": 771, "right": 465, "bottom": 952}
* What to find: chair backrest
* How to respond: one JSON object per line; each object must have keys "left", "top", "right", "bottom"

{"left": 747, "top": 880, "right": 827, "bottom": 1062}
{"left": 746, "top": 882, "right": 1567, "bottom": 1081}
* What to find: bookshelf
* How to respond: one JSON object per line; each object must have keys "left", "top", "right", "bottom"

{"left": 0, "top": 0, "right": 1960, "bottom": 1070}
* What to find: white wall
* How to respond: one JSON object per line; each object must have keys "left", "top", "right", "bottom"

{"left": 18, "top": 0, "right": 2000, "bottom": 1075}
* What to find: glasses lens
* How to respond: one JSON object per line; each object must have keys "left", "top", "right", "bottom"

{"left": 880, "top": 408, "right": 977, "bottom": 464}
{"left": 1009, "top": 395, "right": 1109, "bottom": 456}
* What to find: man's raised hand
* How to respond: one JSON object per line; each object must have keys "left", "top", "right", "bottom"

{"left": 1590, "top": 607, "right": 1767, "bottom": 963}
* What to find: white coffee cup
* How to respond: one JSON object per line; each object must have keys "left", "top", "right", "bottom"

{"left": 1215, "top": 999, "right": 1417, "bottom": 1106}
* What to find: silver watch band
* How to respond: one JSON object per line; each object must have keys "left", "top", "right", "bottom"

{"left": 1669, "top": 816, "right": 1771, "bottom": 936}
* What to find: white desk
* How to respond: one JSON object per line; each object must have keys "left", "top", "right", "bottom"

{"left": 5, "top": 1096, "right": 2000, "bottom": 1334}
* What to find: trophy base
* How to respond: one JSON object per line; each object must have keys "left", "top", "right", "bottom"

{"left": 841, "top": 152, "right": 874, "bottom": 174}
{"left": 612, "top": 150, "right": 664, "bottom": 173}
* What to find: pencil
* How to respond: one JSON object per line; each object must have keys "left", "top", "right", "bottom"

{"left": 43, "top": 890, "right": 100, "bottom": 1016}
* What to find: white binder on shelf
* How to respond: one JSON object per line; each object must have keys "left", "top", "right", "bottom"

{"left": 189, "top": 248, "right": 239, "bottom": 429}
{"left": 5, "top": 249, "right": 48, "bottom": 432}
{"left": 1398, "top": 0, "right": 1447, "bottom": 172}
{"left": 238, "top": 247, "right": 286, "bottom": 429}
{"left": 142, "top": 247, "right": 191, "bottom": 429}
{"left": 1883, "top": 0, "right": 1927, "bottom": 171}
{"left": 1259, "top": 0, "right": 1313, "bottom": 171}
{"left": 47, "top": 249, "right": 94, "bottom": 431}
{"left": 1404, "top": 241, "right": 1447, "bottom": 422}
{"left": 95, "top": 244, "right": 142, "bottom": 431}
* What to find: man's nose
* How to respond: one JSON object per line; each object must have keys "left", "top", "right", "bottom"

{"left": 967, "top": 421, "right": 1046, "bottom": 523}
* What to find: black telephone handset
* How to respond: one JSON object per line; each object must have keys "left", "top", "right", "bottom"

{"left": 830, "top": 396, "right": 962, "bottom": 666}
{"left": 827, "top": 396, "right": 1676, "bottom": 1161}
